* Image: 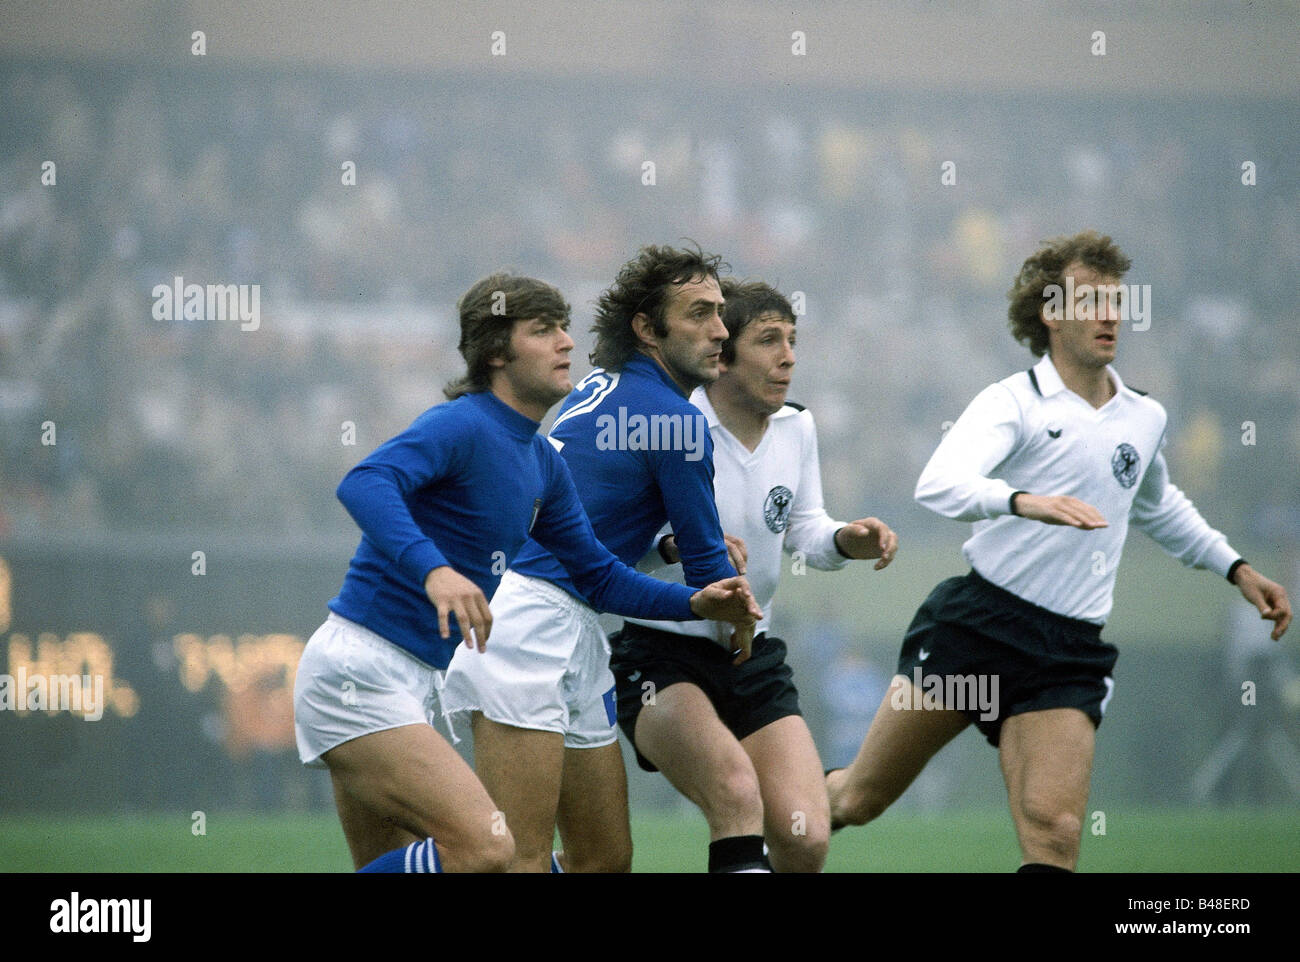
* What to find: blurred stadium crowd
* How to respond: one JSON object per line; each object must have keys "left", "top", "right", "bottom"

{"left": 2, "top": 64, "right": 1297, "bottom": 545}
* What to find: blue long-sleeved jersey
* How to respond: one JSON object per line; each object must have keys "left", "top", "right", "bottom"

{"left": 511, "top": 353, "right": 736, "bottom": 596}
{"left": 328, "top": 389, "right": 697, "bottom": 669}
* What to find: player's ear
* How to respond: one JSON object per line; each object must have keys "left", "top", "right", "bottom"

{"left": 1038, "top": 301, "right": 1060, "bottom": 335}
{"left": 631, "top": 312, "right": 659, "bottom": 351}
{"left": 486, "top": 341, "right": 511, "bottom": 369}
{"left": 487, "top": 321, "right": 521, "bottom": 368}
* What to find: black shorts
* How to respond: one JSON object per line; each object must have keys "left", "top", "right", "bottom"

{"left": 897, "top": 569, "right": 1119, "bottom": 747}
{"left": 608, "top": 622, "right": 802, "bottom": 773}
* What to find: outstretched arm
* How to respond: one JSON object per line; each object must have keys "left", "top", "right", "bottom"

{"left": 533, "top": 452, "right": 760, "bottom": 630}
{"left": 1130, "top": 447, "right": 1287, "bottom": 639}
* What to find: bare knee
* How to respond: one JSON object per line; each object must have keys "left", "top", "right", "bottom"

{"left": 701, "top": 762, "right": 763, "bottom": 827}
{"left": 1017, "top": 795, "right": 1083, "bottom": 864}
{"left": 833, "top": 774, "right": 892, "bottom": 826}
{"left": 767, "top": 820, "right": 830, "bottom": 873}
{"left": 440, "top": 827, "right": 516, "bottom": 873}
{"left": 397, "top": 798, "right": 516, "bottom": 873}
{"left": 467, "top": 829, "right": 516, "bottom": 874}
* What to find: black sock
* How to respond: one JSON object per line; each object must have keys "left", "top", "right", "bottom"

{"left": 1017, "top": 862, "right": 1072, "bottom": 873}
{"left": 708, "top": 835, "right": 769, "bottom": 873}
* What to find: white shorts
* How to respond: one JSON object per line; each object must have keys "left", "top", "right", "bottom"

{"left": 441, "top": 570, "right": 618, "bottom": 750}
{"left": 293, "top": 612, "right": 447, "bottom": 767}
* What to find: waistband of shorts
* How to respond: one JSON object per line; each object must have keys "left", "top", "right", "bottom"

{"left": 324, "top": 612, "right": 443, "bottom": 673}
{"left": 501, "top": 569, "right": 598, "bottom": 622}
{"left": 966, "top": 568, "right": 1103, "bottom": 637}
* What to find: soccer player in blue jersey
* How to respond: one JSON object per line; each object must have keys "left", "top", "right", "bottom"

{"left": 292, "top": 273, "right": 760, "bottom": 873}
{"left": 442, "top": 246, "right": 759, "bottom": 872}
{"left": 826, "top": 232, "right": 1291, "bottom": 871}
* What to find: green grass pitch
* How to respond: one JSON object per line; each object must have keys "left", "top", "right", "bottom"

{"left": 1, "top": 808, "right": 1296, "bottom": 872}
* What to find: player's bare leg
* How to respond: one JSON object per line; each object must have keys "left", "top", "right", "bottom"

{"left": 998, "top": 707, "right": 1095, "bottom": 870}
{"left": 324, "top": 722, "right": 514, "bottom": 872}
{"left": 741, "top": 715, "right": 830, "bottom": 872}
{"left": 554, "top": 742, "right": 633, "bottom": 872}
{"left": 331, "top": 778, "right": 416, "bottom": 863}
{"left": 634, "top": 682, "right": 764, "bottom": 840}
{"left": 828, "top": 675, "right": 970, "bottom": 827}
{"left": 471, "top": 712, "right": 565, "bottom": 873}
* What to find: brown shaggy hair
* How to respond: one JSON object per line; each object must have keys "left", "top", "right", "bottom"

{"left": 443, "top": 273, "right": 570, "bottom": 400}
{"left": 1007, "top": 231, "right": 1132, "bottom": 356}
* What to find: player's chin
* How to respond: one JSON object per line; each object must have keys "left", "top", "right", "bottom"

{"left": 542, "top": 382, "right": 570, "bottom": 406}
{"left": 696, "top": 363, "right": 722, "bottom": 383}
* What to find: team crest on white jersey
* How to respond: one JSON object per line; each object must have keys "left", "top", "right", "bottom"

{"left": 763, "top": 485, "right": 793, "bottom": 533}
{"left": 1111, "top": 443, "right": 1141, "bottom": 488}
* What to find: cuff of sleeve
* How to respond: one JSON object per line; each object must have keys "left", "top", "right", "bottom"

{"left": 980, "top": 481, "right": 1021, "bottom": 519}
{"left": 669, "top": 583, "right": 699, "bottom": 620}
{"left": 832, "top": 526, "right": 853, "bottom": 559}
{"left": 398, "top": 541, "right": 450, "bottom": 587}
{"left": 1203, "top": 540, "right": 1242, "bottom": 580}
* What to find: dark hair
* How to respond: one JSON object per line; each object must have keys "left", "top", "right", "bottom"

{"left": 717, "top": 279, "right": 796, "bottom": 364}
{"left": 1008, "top": 231, "right": 1132, "bottom": 357}
{"left": 589, "top": 243, "right": 725, "bottom": 371}
{"left": 443, "top": 273, "right": 571, "bottom": 399}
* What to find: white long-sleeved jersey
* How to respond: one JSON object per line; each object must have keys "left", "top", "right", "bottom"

{"left": 628, "top": 388, "right": 849, "bottom": 645}
{"left": 915, "top": 353, "right": 1240, "bottom": 624}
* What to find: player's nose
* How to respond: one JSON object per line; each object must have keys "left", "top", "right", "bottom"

{"left": 708, "top": 311, "right": 727, "bottom": 341}
{"left": 1098, "top": 293, "right": 1121, "bottom": 323}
